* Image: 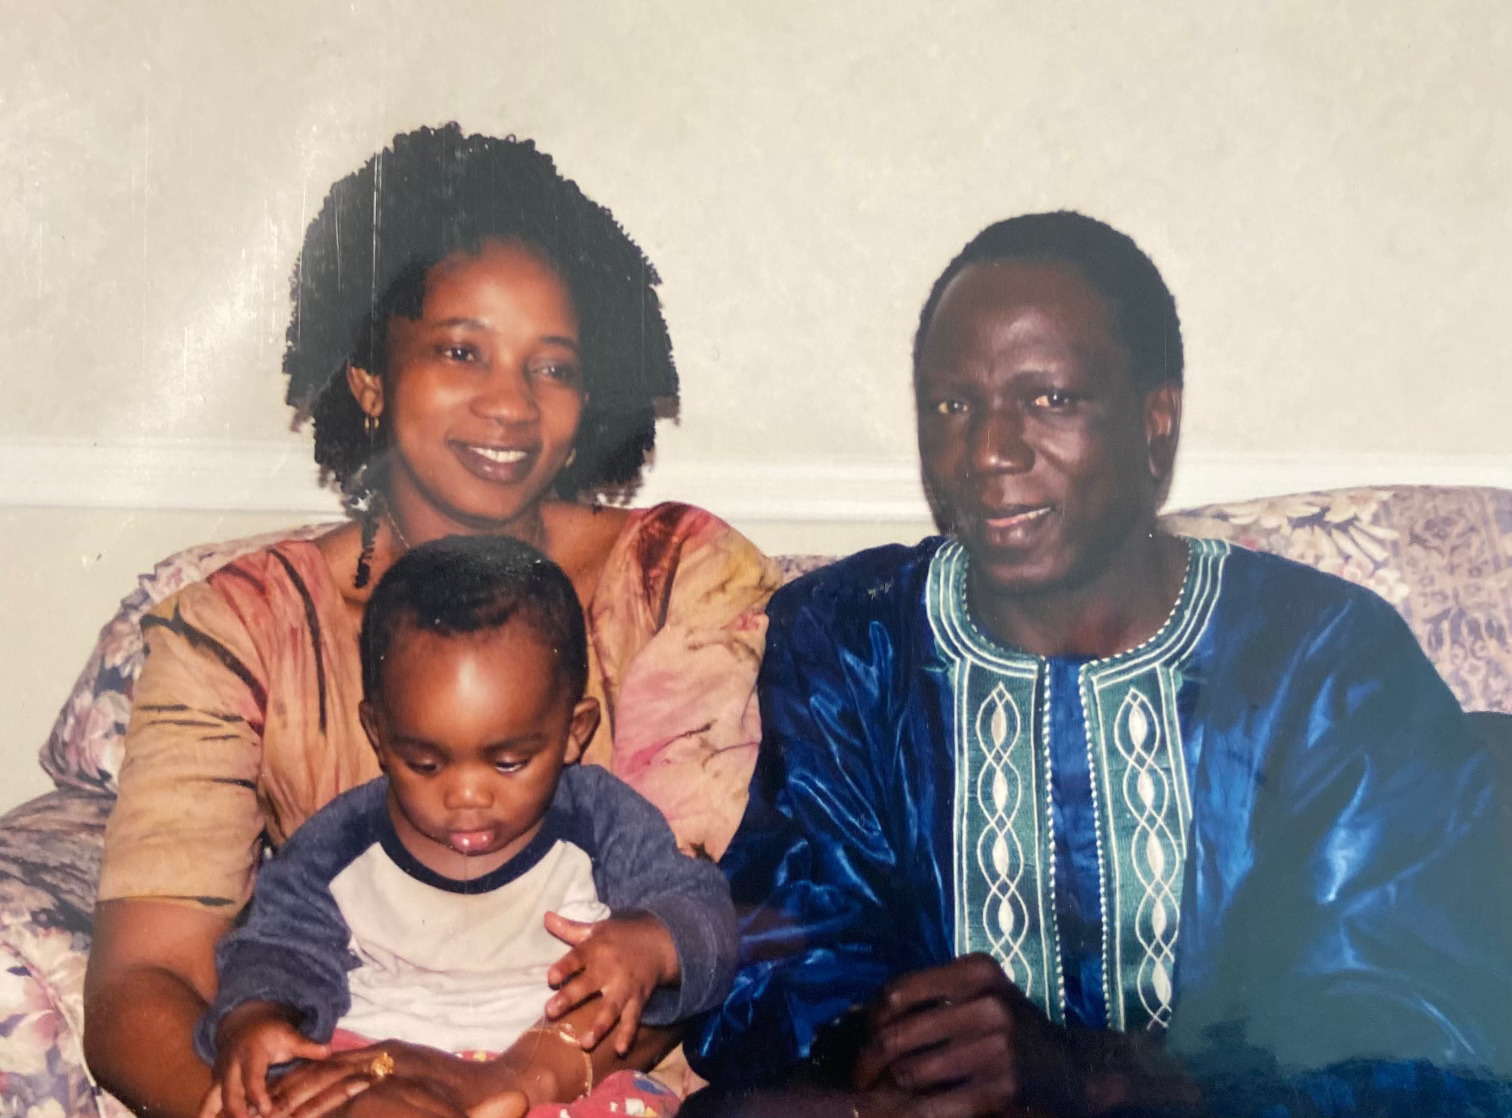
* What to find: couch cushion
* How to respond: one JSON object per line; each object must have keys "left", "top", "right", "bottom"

{"left": 1163, "top": 486, "right": 1512, "bottom": 714}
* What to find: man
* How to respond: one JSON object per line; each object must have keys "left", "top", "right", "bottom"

{"left": 688, "top": 213, "right": 1511, "bottom": 1116}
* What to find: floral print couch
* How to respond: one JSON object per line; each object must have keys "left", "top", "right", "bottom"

{"left": 3, "top": 486, "right": 1511, "bottom": 1116}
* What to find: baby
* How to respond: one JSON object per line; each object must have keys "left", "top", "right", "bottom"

{"left": 195, "top": 535, "right": 737, "bottom": 1118}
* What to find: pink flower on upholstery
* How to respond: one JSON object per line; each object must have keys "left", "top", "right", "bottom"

{"left": 1321, "top": 490, "right": 1388, "bottom": 527}
{"left": 26, "top": 925, "right": 88, "bottom": 1007}
{"left": 1319, "top": 491, "right": 1399, "bottom": 556}
{"left": 75, "top": 688, "right": 132, "bottom": 779}
{"left": 0, "top": 965, "right": 60, "bottom": 1078}
{"left": 95, "top": 617, "right": 145, "bottom": 681}
{"left": 1312, "top": 553, "right": 1410, "bottom": 604}
{"left": 139, "top": 537, "right": 252, "bottom": 600}
{"left": 1282, "top": 525, "right": 1343, "bottom": 569}
{"left": 1215, "top": 496, "right": 1323, "bottom": 532}
{"left": 9, "top": 1098, "right": 67, "bottom": 1118}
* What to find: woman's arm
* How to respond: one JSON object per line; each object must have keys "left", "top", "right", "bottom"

{"left": 86, "top": 563, "right": 288, "bottom": 1116}
{"left": 260, "top": 1003, "right": 681, "bottom": 1118}
{"left": 84, "top": 899, "right": 232, "bottom": 1118}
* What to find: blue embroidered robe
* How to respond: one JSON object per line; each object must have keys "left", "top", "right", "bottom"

{"left": 689, "top": 537, "right": 1512, "bottom": 1115}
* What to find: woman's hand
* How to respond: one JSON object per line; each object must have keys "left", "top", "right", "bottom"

{"left": 264, "top": 1041, "right": 486, "bottom": 1118}
{"left": 245, "top": 1010, "right": 680, "bottom": 1118}
{"left": 543, "top": 911, "right": 679, "bottom": 1055}
{"left": 203, "top": 1000, "right": 332, "bottom": 1118}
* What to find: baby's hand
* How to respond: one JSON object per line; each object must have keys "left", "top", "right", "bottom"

{"left": 205, "top": 1000, "right": 331, "bottom": 1118}
{"left": 543, "top": 910, "right": 679, "bottom": 1056}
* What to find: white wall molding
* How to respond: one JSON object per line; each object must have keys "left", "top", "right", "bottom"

{"left": 1, "top": 437, "right": 1508, "bottom": 522}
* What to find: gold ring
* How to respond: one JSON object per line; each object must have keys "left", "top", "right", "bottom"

{"left": 367, "top": 1051, "right": 395, "bottom": 1082}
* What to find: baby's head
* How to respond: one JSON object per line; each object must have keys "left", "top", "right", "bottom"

{"left": 358, "top": 535, "right": 599, "bottom": 880}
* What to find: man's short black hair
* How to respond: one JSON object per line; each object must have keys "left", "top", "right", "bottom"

{"left": 360, "top": 535, "right": 588, "bottom": 703}
{"left": 913, "top": 211, "right": 1183, "bottom": 392}
{"left": 286, "top": 122, "right": 678, "bottom": 502}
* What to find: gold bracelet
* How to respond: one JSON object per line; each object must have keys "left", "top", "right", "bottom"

{"left": 522, "top": 1023, "right": 594, "bottom": 1098}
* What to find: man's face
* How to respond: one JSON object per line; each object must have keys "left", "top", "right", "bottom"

{"left": 916, "top": 259, "right": 1178, "bottom": 602}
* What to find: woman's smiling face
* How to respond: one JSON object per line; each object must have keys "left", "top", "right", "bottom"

{"left": 354, "top": 239, "right": 585, "bottom": 539}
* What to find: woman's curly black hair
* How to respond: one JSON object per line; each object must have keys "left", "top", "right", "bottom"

{"left": 285, "top": 123, "right": 678, "bottom": 502}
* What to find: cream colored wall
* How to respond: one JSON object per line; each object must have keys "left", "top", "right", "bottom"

{"left": 2, "top": 0, "right": 1509, "bottom": 812}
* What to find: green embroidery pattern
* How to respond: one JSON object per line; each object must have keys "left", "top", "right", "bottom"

{"left": 927, "top": 542, "right": 1063, "bottom": 1023}
{"left": 926, "top": 538, "right": 1227, "bottom": 1032}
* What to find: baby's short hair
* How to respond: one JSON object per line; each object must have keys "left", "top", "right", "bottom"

{"left": 360, "top": 535, "right": 588, "bottom": 701}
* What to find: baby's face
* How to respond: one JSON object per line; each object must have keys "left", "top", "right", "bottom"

{"left": 359, "top": 621, "right": 598, "bottom": 881}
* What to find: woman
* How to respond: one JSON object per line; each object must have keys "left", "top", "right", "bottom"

{"left": 83, "top": 124, "right": 780, "bottom": 1118}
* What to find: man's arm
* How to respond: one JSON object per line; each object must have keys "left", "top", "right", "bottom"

{"left": 687, "top": 574, "right": 928, "bottom": 1089}
{"left": 1172, "top": 586, "right": 1512, "bottom": 1115}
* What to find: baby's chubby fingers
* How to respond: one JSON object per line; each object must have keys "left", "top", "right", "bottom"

{"left": 544, "top": 910, "right": 596, "bottom": 947}
{"left": 545, "top": 945, "right": 585, "bottom": 993}
{"left": 610, "top": 992, "right": 645, "bottom": 1057}
{"left": 197, "top": 1081, "right": 226, "bottom": 1118}
{"left": 223, "top": 1060, "right": 257, "bottom": 1118}
{"left": 255, "top": 1037, "right": 332, "bottom": 1118}
{"left": 213, "top": 1006, "right": 332, "bottom": 1118}
{"left": 581, "top": 988, "right": 630, "bottom": 1052}
{"left": 545, "top": 912, "right": 601, "bottom": 990}
{"left": 220, "top": 1065, "right": 249, "bottom": 1118}
{"left": 544, "top": 970, "right": 606, "bottom": 1023}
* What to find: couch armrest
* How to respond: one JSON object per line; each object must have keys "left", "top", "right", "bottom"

{"left": 0, "top": 788, "right": 124, "bottom": 1118}
{"left": 0, "top": 788, "right": 114, "bottom": 929}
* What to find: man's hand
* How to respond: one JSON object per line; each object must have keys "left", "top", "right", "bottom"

{"left": 851, "top": 954, "right": 1083, "bottom": 1118}
{"left": 544, "top": 910, "right": 680, "bottom": 1055}
{"left": 204, "top": 1000, "right": 331, "bottom": 1118}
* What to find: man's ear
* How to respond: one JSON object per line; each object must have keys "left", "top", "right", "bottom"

{"left": 1143, "top": 383, "right": 1182, "bottom": 494}
{"left": 563, "top": 697, "right": 601, "bottom": 765}
{"left": 359, "top": 698, "right": 386, "bottom": 768}
{"left": 347, "top": 363, "right": 385, "bottom": 423}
